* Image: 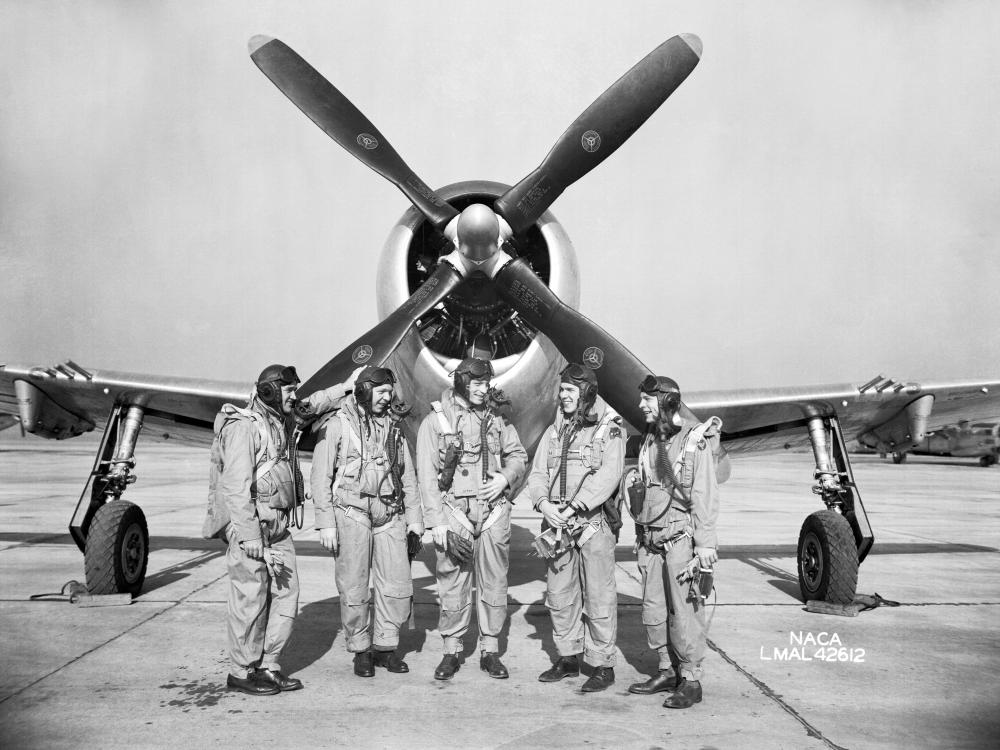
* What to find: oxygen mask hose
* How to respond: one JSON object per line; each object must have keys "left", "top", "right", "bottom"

{"left": 559, "top": 424, "right": 573, "bottom": 503}
{"left": 481, "top": 410, "right": 491, "bottom": 484}
{"left": 290, "top": 428, "right": 305, "bottom": 529}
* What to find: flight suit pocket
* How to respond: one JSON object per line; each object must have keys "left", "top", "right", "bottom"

{"left": 480, "top": 586, "right": 508, "bottom": 607}
{"left": 451, "top": 462, "right": 481, "bottom": 496}
{"left": 344, "top": 581, "right": 370, "bottom": 606}
{"left": 257, "top": 463, "right": 295, "bottom": 510}
{"left": 440, "top": 586, "right": 465, "bottom": 611}
{"left": 382, "top": 578, "right": 412, "bottom": 599}
{"left": 545, "top": 587, "right": 576, "bottom": 612}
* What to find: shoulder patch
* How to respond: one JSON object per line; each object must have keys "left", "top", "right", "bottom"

{"left": 609, "top": 426, "right": 622, "bottom": 439}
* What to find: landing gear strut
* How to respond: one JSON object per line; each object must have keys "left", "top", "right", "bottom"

{"left": 70, "top": 404, "right": 149, "bottom": 596}
{"left": 799, "top": 415, "right": 874, "bottom": 604}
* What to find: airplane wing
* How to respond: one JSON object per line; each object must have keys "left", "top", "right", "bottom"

{"left": 685, "top": 377, "right": 1000, "bottom": 454}
{"left": 0, "top": 362, "right": 249, "bottom": 447}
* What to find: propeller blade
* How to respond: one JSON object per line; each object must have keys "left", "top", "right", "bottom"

{"left": 493, "top": 258, "right": 653, "bottom": 429}
{"left": 249, "top": 35, "right": 459, "bottom": 230}
{"left": 494, "top": 34, "right": 702, "bottom": 234}
{"left": 297, "top": 262, "right": 463, "bottom": 399}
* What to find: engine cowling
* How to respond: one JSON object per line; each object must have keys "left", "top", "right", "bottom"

{"left": 377, "top": 180, "right": 581, "bottom": 453}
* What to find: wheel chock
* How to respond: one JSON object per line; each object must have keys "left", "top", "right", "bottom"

{"left": 28, "top": 580, "right": 133, "bottom": 607}
{"left": 805, "top": 599, "right": 862, "bottom": 617}
{"left": 73, "top": 593, "right": 133, "bottom": 607}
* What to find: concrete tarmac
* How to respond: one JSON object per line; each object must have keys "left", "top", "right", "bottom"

{"left": 1, "top": 432, "right": 998, "bottom": 749}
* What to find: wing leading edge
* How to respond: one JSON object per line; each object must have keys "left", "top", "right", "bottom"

{"left": 686, "top": 378, "right": 1000, "bottom": 454}
{"left": 0, "top": 362, "right": 250, "bottom": 446}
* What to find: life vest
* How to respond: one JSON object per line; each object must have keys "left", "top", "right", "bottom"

{"left": 431, "top": 398, "right": 506, "bottom": 498}
{"left": 543, "top": 407, "right": 621, "bottom": 504}
{"left": 326, "top": 407, "right": 397, "bottom": 499}
{"left": 633, "top": 416, "right": 722, "bottom": 527}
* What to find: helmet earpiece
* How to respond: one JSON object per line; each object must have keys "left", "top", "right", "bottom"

{"left": 255, "top": 364, "right": 299, "bottom": 412}
{"left": 257, "top": 380, "right": 280, "bottom": 405}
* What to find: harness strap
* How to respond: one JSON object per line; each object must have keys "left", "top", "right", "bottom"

{"left": 221, "top": 405, "right": 279, "bottom": 484}
{"left": 431, "top": 401, "right": 452, "bottom": 435}
{"left": 479, "top": 499, "right": 509, "bottom": 534}
{"left": 443, "top": 500, "right": 477, "bottom": 536}
{"left": 330, "top": 411, "right": 362, "bottom": 496}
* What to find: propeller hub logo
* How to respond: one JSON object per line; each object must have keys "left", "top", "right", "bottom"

{"left": 581, "top": 130, "right": 601, "bottom": 153}
{"left": 352, "top": 345, "right": 374, "bottom": 364}
{"left": 356, "top": 133, "right": 379, "bottom": 150}
{"left": 582, "top": 347, "right": 605, "bottom": 369}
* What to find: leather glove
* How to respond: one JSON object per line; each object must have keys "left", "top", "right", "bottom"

{"left": 406, "top": 530, "right": 424, "bottom": 562}
{"left": 446, "top": 530, "right": 474, "bottom": 565}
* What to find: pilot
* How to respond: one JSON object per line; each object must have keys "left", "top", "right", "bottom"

{"left": 627, "top": 375, "right": 720, "bottom": 709}
{"left": 527, "top": 363, "right": 625, "bottom": 692}
{"left": 416, "top": 357, "right": 528, "bottom": 680}
{"left": 310, "top": 365, "right": 423, "bottom": 678}
{"left": 205, "top": 364, "right": 306, "bottom": 696}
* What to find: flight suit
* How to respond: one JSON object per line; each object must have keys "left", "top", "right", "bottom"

{"left": 526, "top": 399, "right": 625, "bottom": 668}
{"left": 214, "top": 399, "right": 301, "bottom": 679}
{"left": 416, "top": 389, "right": 527, "bottom": 655}
{"left": 634, "top": 417, "right": 719, "bottom": 681}
{"left": 311, "top": 395, "right": 421, "bottom": 654}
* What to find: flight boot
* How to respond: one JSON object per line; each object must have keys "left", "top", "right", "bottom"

{"left": 373, "top": 650, "right": 409, "bottom": 673}
{"left": 480, "top": 652, "right": 509, "bottom": 679}
{"left": 538, "top": 655, "right": 580, "bottom": 682}
{"left": 434, "top": 654, "right": 460, "bottom": 680}
{"left": 226, "top": 671, "right": 279, "bottom": 696}
{"left": 628, "top": 669, "right": 677, "bottom": 695}
{"left": 353, "top": 650, "right": 375, "bottom": 678}
{"left": 663, "top": 678, "right": 703, "bottom": 708}
{"left": 256, "top": 668, "right": 303, "bottom": 691}
{"left": 580, "top": 666, "right": 615, "bottom": 693}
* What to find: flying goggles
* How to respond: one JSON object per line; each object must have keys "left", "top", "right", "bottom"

{"left": 453, "top": 358, "right": 494, "bottom": 380}
{"left": 639, "top": 374, "right": 681, "bottom": 411}
{"left": 257, "top": 365, "right": 300, "bottom": 386}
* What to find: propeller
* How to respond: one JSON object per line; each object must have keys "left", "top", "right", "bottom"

{"left": 249, "top": 35, "right": 459, "bottom": 230}
{"left": 296, "top": 261, "right": 463, "bottom": 399}
{"left": 494, "top": 34, "right": 702, "bottom": 234}
{"left": 250, "top": 33, "right": 704, "bottom": 429}
{"left": 493, "top": 256, "right": 653, "bottom": 429}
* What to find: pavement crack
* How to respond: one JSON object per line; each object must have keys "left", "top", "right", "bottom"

{"left": 0, "top": 569, "right": 227, "bottom": 706}
{"left": 707, "top": 637, "right": 850, "bottom": 750}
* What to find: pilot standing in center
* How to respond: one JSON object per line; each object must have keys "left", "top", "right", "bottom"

{"left": 310, "top": 365, "right": 423, "bottom": 678}
{"left": 527, "top": 363, "right": 625, "bottom": 692}
{"left": 416, "top": 356, "right": 528, "bottom": 680}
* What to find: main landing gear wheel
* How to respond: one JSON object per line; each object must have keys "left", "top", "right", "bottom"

{"left": 891, "top": 451, "right": 907, "bottom": 464}
{"left": 84, "top": 501, "right": 148, "bottom": 596}
{"left": 797, "top": 510, "right": 858, "bottom": 605}
{"left": 979, "top": 455, "right": 997, "bottom": 467}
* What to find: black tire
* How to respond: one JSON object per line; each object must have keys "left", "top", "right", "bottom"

{"left": 797, "top": 510, "right": 858, "bottom": 604}
{"left": 891, "top": 451, "right": 907, "bottom": 464}
{"left": 979, "top": 455, "right": 997, "bottom": 467}
{"left": 84, "top": 501, "right": 148, "bottom": 596}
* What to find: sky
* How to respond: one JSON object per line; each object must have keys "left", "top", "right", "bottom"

{"left": 1, "top": 1, "right": 998, "bottom": 392}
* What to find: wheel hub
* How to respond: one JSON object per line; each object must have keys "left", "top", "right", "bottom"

{"left": 800, "top": 531, "right": 823, "bottom": 591}
{"left": 121, "top": 523, "right": 145, "bottom": 582}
